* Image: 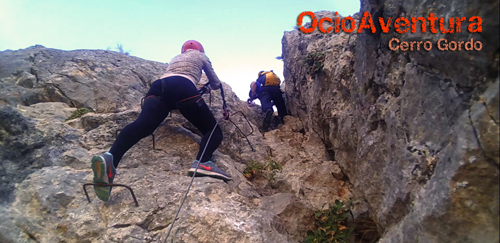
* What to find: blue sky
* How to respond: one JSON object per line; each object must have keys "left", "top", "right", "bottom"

{"left": 0, "top": 0, "right": 360, "bottom": 100}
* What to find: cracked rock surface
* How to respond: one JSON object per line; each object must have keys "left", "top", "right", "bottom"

{"left": 281, "top": 2, "right": 498, "bottom": 243}
{"left": 1, "top": 1, "right": 498, "bottom": 240}
{"left": 0, "top": 46, "right": 351, "bottom": 243}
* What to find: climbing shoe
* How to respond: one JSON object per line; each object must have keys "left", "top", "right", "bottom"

{"left": 91, "top": 152, "right": 116, "bottom": 202}
{"left": 263, "top": 109, "right": 274, "bottom": 132}
{"left": 188, "top": 160, "right": 231, "bottom": 181}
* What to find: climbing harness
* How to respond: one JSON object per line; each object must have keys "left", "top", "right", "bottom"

{"left": 141, "top": 80, "right": 207, "bottom": 111}
{"left": 141, "top": 82, "right": 254, "bottom": 152}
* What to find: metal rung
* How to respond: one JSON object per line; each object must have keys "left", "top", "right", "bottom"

{"left": 83, "top": 183, "right": 139, "bottom": 207}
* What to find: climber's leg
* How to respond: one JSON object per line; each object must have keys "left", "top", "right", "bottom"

{"left": 181, "top": 101, "right": 230, "bottom": 181}
{"left": 258, "top": 91, "right": 274, "bottom": 132}
{"left": 92, "top": 79, "right": 170, "bottom": 202}
{"left": 160, "top": 77, "right": 228, "bottom": 181}
{"left": 259, "top": 91, "right": 273, "bottom": 113}
{"left": 108, "top": 95, "right": 170, "bottom": 167}
{"left": 180, "top": 101, "right": 223, "bottom": 163}
{"left": 271, "top": 89, "right": 288, "bottom": 124}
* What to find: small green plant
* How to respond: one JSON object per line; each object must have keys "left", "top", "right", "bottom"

{"left": 243, "top": 161, "right": 266, "bottom": 179}
{"left": 304, "top": 199, "right": 354, "bottom": 243}
{"left": 243, "top": 160, "right": 283, "bottom": 181}
{"left": 267, "top": 160, "right": 282, "bottom": 171}
{"left": 267, "top": 160, "right": 283, "bottom": 182}
{"left": 304, "top": 51, "right": 326, "bottom": 75}
{"left": 66, "top": 108, "right": 93, "bottom": 121}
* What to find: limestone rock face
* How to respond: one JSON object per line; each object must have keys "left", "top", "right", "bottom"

{"left": 0, "top": 45, "right": 167, "bottom": 113}
{"left": 0, "top": 46, "right": 351, "bottom": 243}
{"left": 282, "top": 3, "right": 498, "bottom": 243}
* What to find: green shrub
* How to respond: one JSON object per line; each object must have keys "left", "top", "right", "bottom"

{"left": 267, "top": 160, "right": 283, "bottom": 181}
{"left": 267, "top": 160, "right": 282, "bottom": 171}
{"left": 243, "top": 160, "right": 283, "bottom": 181}
{"left": 304, "top": 199, "right": 354, "bottom": 243}
{"left": 304, "top": 51, "right": 326, "bottom": 75}
{"left": 243, "top": 161, "right": 266, "bottom": 179}
{"left": 66, "top": 108, "right": 93, "bottom": 121}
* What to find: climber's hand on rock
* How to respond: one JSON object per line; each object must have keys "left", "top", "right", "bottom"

{"left": 247, "top": 99, "right": 256, "bottom": 107}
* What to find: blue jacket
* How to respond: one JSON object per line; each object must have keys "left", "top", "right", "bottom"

{"left": 249, "top": 73, "right": 276, "bottom": 99}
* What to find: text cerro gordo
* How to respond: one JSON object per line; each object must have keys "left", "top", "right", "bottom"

{"left": 296, "top": 11, "right": 483, "bottom": 52}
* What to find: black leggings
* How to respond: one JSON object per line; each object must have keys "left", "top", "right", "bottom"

{"left": 259, "top": 86, "right": 288, "bottom": 121}
{"left": 109, "top": 76, "right": 223, "bottom": 168}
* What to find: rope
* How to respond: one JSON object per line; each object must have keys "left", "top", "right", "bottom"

{"left": 162, "top": 119, "right": 220, "bottom": 243}
{"left": 162, "top": 83, "right": 239, "bottom": 242}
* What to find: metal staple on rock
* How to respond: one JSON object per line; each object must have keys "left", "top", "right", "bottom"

{"left": 83, "top": 183, "right": 139, "bottom": 206}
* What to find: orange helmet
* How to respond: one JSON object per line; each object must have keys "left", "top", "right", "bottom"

{"left": 181, "top": 40, "right": 204, "bottom": 53}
